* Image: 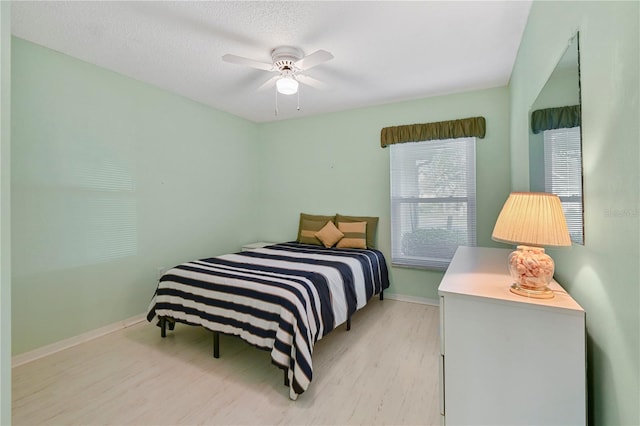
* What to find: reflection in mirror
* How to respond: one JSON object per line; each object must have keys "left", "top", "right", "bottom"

{"left": 529, "top": 33, "right": 583, "bottom": 244}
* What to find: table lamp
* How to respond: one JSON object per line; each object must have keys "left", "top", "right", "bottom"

{"left": 492, "top": 192, "right": 571, "bottom": 299}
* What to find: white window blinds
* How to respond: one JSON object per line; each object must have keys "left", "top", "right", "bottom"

{"left": 544, "top": 127, "right": 583, "bottom": 244}
{"left": 390, "top": 137, "right": 477, "bottom": 270}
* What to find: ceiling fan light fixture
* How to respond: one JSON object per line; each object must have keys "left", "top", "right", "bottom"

{"left": 276, "top": 76, "right": 299, "bottom": 95}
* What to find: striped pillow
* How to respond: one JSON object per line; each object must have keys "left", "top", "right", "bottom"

{"left": 336, "top": 221, "right": 367, "bottom": 249}
{"left": 314, "top": 221, "right": 344, "bottom": 248}
{"left": 335, "top": 214, "right": 378, "bottom": 248}
{"left": 298, "top": 219, "right": 330, "bottom": 245}
{"left": 297, "top": 213, "right": 336, "bottom": 244}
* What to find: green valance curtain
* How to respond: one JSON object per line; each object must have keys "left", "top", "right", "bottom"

{"left": 531, "top": 105, "right": 581, "bottom": 134}
{"left": 380, "top": 116, "right": 486, "bottom": 148}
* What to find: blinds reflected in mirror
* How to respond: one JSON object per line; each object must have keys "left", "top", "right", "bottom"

{"left": 544, "top": 127, "right": 583, "bottom": 244}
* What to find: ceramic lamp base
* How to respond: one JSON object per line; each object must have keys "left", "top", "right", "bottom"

{"left": 509, "top": 283, "right": 554, "bottom": 299}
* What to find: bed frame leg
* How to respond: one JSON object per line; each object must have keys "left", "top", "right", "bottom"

{"left": 159, "top": 317, "right": 176, "bottom": 338}
{"left": 213, "top": 331, "right": 220, "bottom": 358}
{"left": 284, "top": 370, "right": 289, "bottom": 387}
{"left": 160, "top": 317, "right": 167, "bottom": 338}
{"left": 346, "top": 318, "right": 351, "bottom": 331}
{"left": 380, "top": 290, "right": 384, "bottom": 301}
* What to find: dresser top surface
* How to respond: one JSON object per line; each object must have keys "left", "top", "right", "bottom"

{"left": 438, "top": 246, "right": 584, "bottom": 313}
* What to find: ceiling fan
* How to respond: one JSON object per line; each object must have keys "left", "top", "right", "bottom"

{"left": 222, "top": 46, "right": 333, "bottom": 95}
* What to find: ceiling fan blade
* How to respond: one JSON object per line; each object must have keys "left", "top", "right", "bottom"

{"left": 295, "top": 49, "right": 333, "bottom": 71}
{"left": 296, "top": 74, "right": 328, "bottom": 90}
{"left": 222, "top": 54, "right": 273, "bottom": 71}
{"left": 257, "top": 75, "right": 280, "bottom": 91}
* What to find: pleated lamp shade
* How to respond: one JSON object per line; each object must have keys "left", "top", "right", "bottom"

{"left": 492, "top": 192, "right": 571, "bottom": 247}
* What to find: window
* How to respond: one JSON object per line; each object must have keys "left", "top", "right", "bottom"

{"left": 543, "top": 127, "right": 583, "bottom": 244}
{"left": 390, "top": 137, "right": 476, "bottom": 270}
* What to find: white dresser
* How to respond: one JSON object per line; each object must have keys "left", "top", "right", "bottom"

{"left": 438, "top": 246, "right": 586, "bottom": 425}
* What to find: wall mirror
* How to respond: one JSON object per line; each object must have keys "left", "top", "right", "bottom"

{"left": 529, "top": 33, "right": 584, "bottom": 244}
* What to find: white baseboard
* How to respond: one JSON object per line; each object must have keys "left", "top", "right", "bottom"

{"left": 384, "top": 293, "right": 440, "bottom": 306}
{"left": 12, "top": 313, "right": 146, "bottom": 368}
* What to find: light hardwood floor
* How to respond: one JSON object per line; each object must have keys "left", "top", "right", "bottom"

{"left": 12, "top": 299, "right": 441, "bottom": 425}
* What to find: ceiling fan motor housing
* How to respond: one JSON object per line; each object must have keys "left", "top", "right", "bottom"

{"left": 271, "top": 46, "right": 303, "bottom": 71}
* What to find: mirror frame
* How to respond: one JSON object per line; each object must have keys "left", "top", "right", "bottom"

{"left": 529, "top": 32, "right": 584, "bottom": 245}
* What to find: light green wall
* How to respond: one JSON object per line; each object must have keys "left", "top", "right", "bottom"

{"left": 0, "top": 2, "right": 11, "bottom": 423}
{"left": 256, "top": 87, "right": 511, "bottom": 300}
{"left": 11, "top": 38, "right": 258, "bottom": 354}
{"left": 510, "top": 1, "right": 639, "bottom": 424}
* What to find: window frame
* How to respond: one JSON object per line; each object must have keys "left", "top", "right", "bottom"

{"left": 390, "top": 137, "right": 477, "bottom": 271}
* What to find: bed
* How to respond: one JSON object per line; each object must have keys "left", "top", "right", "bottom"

{"left": 146, "top": 234, "right": 389, "bottom": 400}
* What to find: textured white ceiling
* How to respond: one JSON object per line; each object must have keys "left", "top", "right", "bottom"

{"left": 11, "top": 1, "right": 532, "bottom": 123}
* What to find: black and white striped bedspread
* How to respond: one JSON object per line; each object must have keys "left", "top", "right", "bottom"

{"left": 146, "top": 242, "right": 389, "bottom": 400}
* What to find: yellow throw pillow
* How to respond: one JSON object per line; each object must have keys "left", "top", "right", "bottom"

{"left": 314, "top": 221, "right": 345, "bottom": 248}
{"left": 336, "top": 221, "right": 367, "bottom": 249}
